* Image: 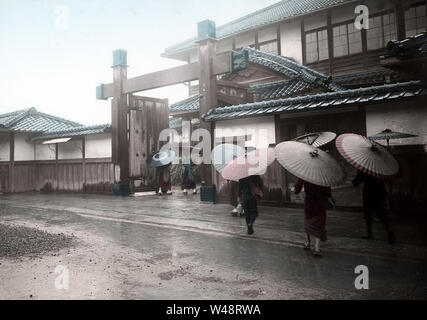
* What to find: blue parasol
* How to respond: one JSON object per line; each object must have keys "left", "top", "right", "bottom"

{"left": 147, "top": 150, "right": 176, "bottom": 168}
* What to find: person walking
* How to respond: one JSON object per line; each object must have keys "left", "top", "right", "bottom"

{"left": 352, "top": 170, "right": 396, "bottom": 244}
{"left": 157, "top": 164, "right": 172, "bottom": 195}
{"left": 295, "top": 178, "right": 332, "bottom": 257}
{"left": 181, "top": 161, "right": 197, "bottom": 195}
{"left": 238, "top": 175, "right": 264, "bottom": 235}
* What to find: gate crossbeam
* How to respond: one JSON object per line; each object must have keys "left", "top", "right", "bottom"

{"left": 98, "top": 54, "right": 232, "bottom": 99}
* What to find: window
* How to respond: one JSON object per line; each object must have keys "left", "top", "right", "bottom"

{"left": 259, "top": 40, "right": 278, "bottom": 54}
{"left": 333, "top": 22, "right": 362, "bottom": 57}
{"left": 305, "top": 29, "right": 329, "bottom": 63}
{"left": 367, "top": 13, "right": 397, "bottom": 50}
{"left": 405, "top": 4, "right": 427, "bottom": 37}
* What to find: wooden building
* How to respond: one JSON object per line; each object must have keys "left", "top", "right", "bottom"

{"left": 163, "top": 0, "right": 427, "bottom": 211}
{"left": 0, "top": 107, "right": 114, "bottom": 194}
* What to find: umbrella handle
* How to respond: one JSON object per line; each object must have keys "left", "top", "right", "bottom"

{"left": 310, "top": 150, "right": 319, "bottom": 158}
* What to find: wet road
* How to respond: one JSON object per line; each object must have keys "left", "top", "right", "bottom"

{"left": 0, "top": 193, "right": 426, "bottom": 300}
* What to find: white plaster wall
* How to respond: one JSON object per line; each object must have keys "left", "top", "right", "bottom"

{"left": 217, "top": 38, "right": 233, "bottom": 53}
{"left": 58, "top": 140, "right": 83, "bottom": 160}
{"left": 189, "top": 48, "right": 198, "bottom": 63}
{"left": 35, "top": 143, "right": 55, "bottom": 160}
{"left": 0, "top": 133, "right": 10, "bottom": 161}
{"left": 215, "top": 116, "right": 276, "bottom": 149}
{"left": 280, "top": 21, "right": 303, "bottom": 64}
{"left": 85, "top": 133, "right": 112, "bottom": 158}
{"left": 304, "top": 13, "right": 327, "bottom": 31}
{"left": 258, "top": 26, "right": 277, "bottom": 43}
{"left": 14, "top": 133, "right": 34, "bottom": 161}
{"left": 235, "top": 32, "right": 255, "bottom": 49}
{"left": 366, "top": 99, "right": 427, "bottom": 146}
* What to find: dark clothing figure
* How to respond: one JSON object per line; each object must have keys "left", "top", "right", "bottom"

{"left": 239, "top": 175, "right": 264, "bottom": 235}
{"left": 295, "top": 179, "right": 331, "bottom": 256}
{"left": 181, "top": 162, "right": 196, "bottom": 191}
{"left": 157, "top": 165, "right": 172, "bottom": 194}
{"left": 352, "top": 170, "right": 395, "bottom": 244}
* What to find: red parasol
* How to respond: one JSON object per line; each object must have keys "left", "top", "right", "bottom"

{"left": 336, "top": 133, "right": 399, "bottom": 180}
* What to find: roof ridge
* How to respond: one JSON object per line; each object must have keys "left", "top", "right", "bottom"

{"left": 163, "top": 0, "right": 355, "bottom": 56}
{"left": 33, "top": 110, "right": 82, "bottom": 127}
{"left": 206, "top": 80, "right": 422, "bottom": 116}
{"left": 0, "top": 107, "right": 32, "bottom": 119}
{"left": 217, "top": 0, "right": 285, "bottom": 31}
{"left": 170, "top": 94, "right": 200, "bottom": 107}
{"left": 44, "top": 123, "right": 110, "bottom": 134}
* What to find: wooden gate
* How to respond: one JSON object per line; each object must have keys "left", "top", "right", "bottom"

{"left": 129, "top": 95, "right": 169, "bottom": 191}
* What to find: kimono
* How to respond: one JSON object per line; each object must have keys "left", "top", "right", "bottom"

{"left": 157, "top": 165, "right": 172, "bottom": 194}
{"left": 181, "top": 162, "right": 196, "bottom": 190}
{"left": 352, "top": 170, "right": 389, "bottom": 230}
{"left": 295, "top": 179, "right": 331, "bottom": 240}
{"left": 239, "top": 175, "right": 264, "bottom": 226}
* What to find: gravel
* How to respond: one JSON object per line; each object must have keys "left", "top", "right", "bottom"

{"left": 0, "top": 223, "right": 76, "bottom": 258}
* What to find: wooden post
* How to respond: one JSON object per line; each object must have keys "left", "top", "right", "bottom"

{"left": 277, "top": 24, "right": 282, "bottom": 56}
{"left": 197, "top": 20, "right": 217, "bottom": 186}
{"left": 82, "top": 136, "right": 86, "bottom": 191}
{"left": 395, "top": 0, "right": 406, "bottom": 41}
{"left": 9, "top": 132, "right": 14, "bottom": 193}
{"left": 55, "top": 143, "right": 59, "bottom": 191}
{"left": 275, "top": 115, "right": 290, "bottom": 202}
{"left": 326, "top": 12, "right": 333, "bottom": 75}
{"left": 111, "top": 49, "right": 129, "bottom": 184}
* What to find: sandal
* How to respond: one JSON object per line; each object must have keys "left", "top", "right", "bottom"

{"left": 312, "top": 249, "right": 322, "bottom": 258}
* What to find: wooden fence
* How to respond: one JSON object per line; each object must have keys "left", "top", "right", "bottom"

{"left": 0, "top": 158, "right": 115, "bottom": 194}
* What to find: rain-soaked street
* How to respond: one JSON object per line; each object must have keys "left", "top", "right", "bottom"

{"left": 1, "top": 192, "right": 427, "bottom": 300}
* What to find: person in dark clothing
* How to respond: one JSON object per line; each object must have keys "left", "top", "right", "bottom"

{"left": 352, "top": 170, "right": 396, "bottom": 244}
{"left": 157, "top": 164, "right": 172, "bottom": 195}
{"left": 181, "top": 161, "right": 197, "bottom": 195}
{"left": 295, "top": 179, "right": 332, "bottom": 257}
{"left": 238, "top": 175, "right": 264, "bottom": 235}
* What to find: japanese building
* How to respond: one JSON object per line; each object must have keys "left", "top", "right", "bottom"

{"left": 164, "top": 0, "right": 427, "bottom": 210}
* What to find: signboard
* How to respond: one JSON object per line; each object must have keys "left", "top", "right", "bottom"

{"left": 230, "top": 50, "right": 249, "bottom": 73}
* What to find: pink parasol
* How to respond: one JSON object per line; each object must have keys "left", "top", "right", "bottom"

{"left": 221, "top": 148, "right": 275, "bottom": 181}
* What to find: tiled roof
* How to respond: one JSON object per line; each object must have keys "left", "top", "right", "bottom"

{"left": 384, "top": 31, "right": 427, "bottom": 60}
{"left": 0, "top": 107, "right": 111, "bottom": 142}
{"left": 30, "top": 124, "right": 111, "bottom": 142}
{"left": 250, "top": 79, "right": 316, "bottom": 100}
{"left": 246, "top": 48, "right": 343, "bottom": 99}
{"left": 203, "top": 81, "right": 424, "bottom": 122}
{"left": 163, "top": 0, "right": 355, "bottom": 56}
{"left": 0, "top": 107, "right": 82, "bottom": 132}
{"left": 169, "top": 117, "right": 183, "bottom": 130}
{"left": 333, "top": 70, "right": 399, "bottom": 85}
{"left": 169, "top": 95, "right": 200, "bottom": 115}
